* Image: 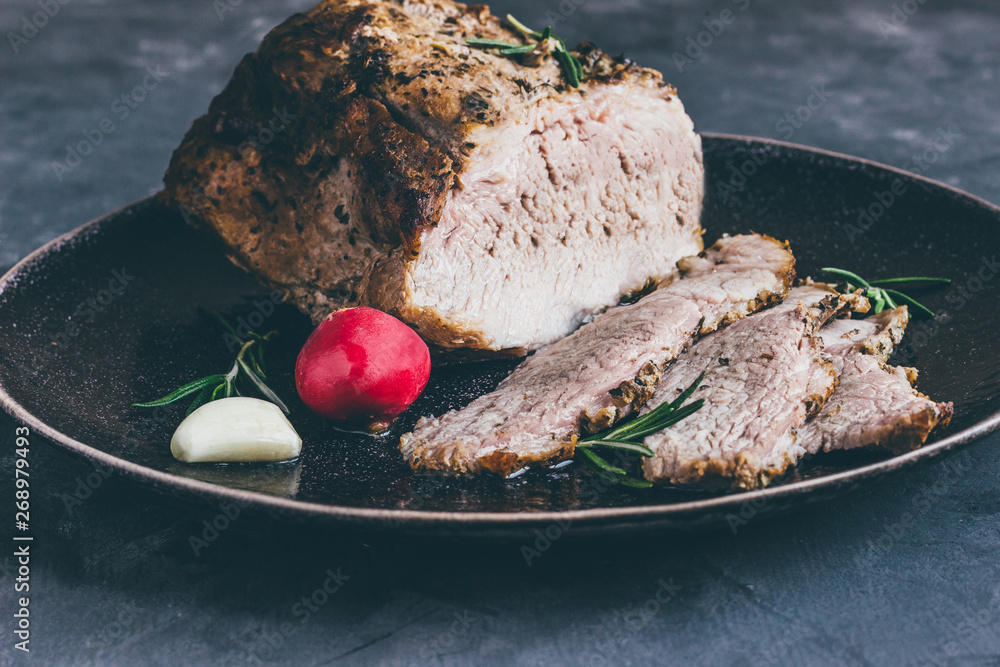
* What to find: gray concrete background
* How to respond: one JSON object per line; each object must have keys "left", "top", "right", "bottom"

{"left": 1, "top": 0, "right": 999, "bottom": 664}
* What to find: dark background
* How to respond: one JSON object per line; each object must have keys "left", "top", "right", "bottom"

{"left": 2, "top": 0, "right": 999, "bottom": 664}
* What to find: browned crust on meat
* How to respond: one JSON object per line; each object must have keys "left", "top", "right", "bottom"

{"left": 859, "top": 306, "right": 907, "bottom": 362}
{"left": 793, "top": 306, "right": 952, "bottom": 459}
{"left": 580, "top": 235, "right": 798, "bottom": 437}
{"left": 356, "top": 249, "right": 498, "bottom": 350}
{"left": 694, "top": 235, "right": 797, "bottom": 334}
{"left": 405, "top": 430, "right": 575, "bottom": 476}
{"left": 161, "top": 0, "right": 681, "bottom": 346}
{"left": 660, "top": 360, "right": 840, "bottom": 492}
{"left": 477, "top": 440, "right": 577, "bottom": 476}
{"left": 857, "top": 308, "right": 952, "bottom": 454}
{"left": 878, "top": 399, "right": 954, "bottom": 455}
{"left": 673, "top": 450, "right": 802, "bottom": 492}
{"left": 642, "top": 291, "right": 862, "bottom": 491}
{"left": 340, "top": 97, "right": 455, "bottom": 257}
{"left": 581, "top": 360, "right": 665, "bottom": 435}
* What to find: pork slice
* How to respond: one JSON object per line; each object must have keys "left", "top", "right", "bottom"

{"left": 400, "top": 234, "right": 795, "bottom": 476}
{"left": 796, "top": 308, "right": 954, "bottom": 455}
{"left": 162, "top": 0, "right": 705, "bottom": 353}
{"left": 641, "top": 284, "right": 869, "bottom": 490}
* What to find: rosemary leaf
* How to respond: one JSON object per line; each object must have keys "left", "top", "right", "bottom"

{"left": 583, "top": 373, "right": 706, "bottom": 444}
{"left": 868, "top": 277, "right": 951, "bottom": 286}
{"left": 821, "top": 267, "right": 871, "bottom": 287}
{"left": 823, "top": 268, "right": 948, "bottom": 319}
{"left": 665, "top": 371, "right": 707, "bottom": 412}
{"left": 577, "top": 440, "right": 656, "bottom": 457}
{"left": 133, "top": 374, "right": 227, "bottom": 408}
{"left": 575, "top": 371, "right": 706, "bottom": 488}
{"left": 618, "top": 477, "right": 654, "bottom": 489}
{"left": 618, "top": 398, "right": 706, "bottom": 441}
{"left": 553, "top": 49, "right": 580, "bottom": 87}
{"left": 197, "top": 305, "right": 239, "bottom": 338}
{"left": 185, "top": 385, "right": 216, "bottom": 416}
{"left": 137, "top": 307, "right": 287, "bottom": 415}
{"left": 466, "top": 16, "right": 582, "bottom": 88}
{"left": 576, "top": 446, "right": 626, "bottom": 476}
{"left": 211, "top": 383, "right": 226, "bottom": 401}
{"left": 506, "top": 14, "right": 543, "bottom": 39}
{"left": 498, "top": 43, "right": 538, "bottom": 55}
{"left": 883, "top": 288, "right": 936, "bottom": 318}
{"left": 238, "top": 358, "right": 290, "bottom": 414}
{"left": 465, "top": 38, "right": 520, "bottom": 48}
{"left": 249, "top": 345, "right": 267, "bottom": 378}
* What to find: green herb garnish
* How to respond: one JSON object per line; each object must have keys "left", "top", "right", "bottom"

{"left": 133, "top": 307, "right": 289, "bottom": 415}
{"left": 466, "top": 15, "right": 584, "bottom": 88}
{"left": 576, "top": 372, "right": 706, "bottom": 487}
{"left": 821, "top": 268, "right": 950, "bottom": 318}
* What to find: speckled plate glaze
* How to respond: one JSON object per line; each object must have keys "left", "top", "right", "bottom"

{"left": 1, "top": 134, "right": 998, "bottom": 537}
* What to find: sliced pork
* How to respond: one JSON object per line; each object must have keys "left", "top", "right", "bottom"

{"left": 796, "top": 308, "right": 953, "bottom": 455}
{"left": 641, "top": 284, "right": 869, "bottom": 490}
{"left": 162, "top": 0, "right": 704, "bottom": 353}
{"left": 400, "top": 234, "right": 795, "bottom": 476}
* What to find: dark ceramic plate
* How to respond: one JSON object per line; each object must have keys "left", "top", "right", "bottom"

{"left": 1, "top": 134, "right": 999, "bottom": 537}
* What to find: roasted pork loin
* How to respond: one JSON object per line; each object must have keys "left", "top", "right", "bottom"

{"left": 400, "top": 234, "right": 795, "bottom": 476}
{"left": 796, "top": 308, "right": 953, "bottom": 455}
{"left": 640, "top": 284, "right": 868, "bottom": 490}
{"left": 162, "top": 0, "right": 705, "bottom": 353}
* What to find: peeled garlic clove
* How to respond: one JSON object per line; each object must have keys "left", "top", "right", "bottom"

{"left": 171, "top": 397, "right": 302, "bottom": 463}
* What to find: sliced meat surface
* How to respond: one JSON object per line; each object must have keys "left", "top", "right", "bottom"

{"left": 162, "top": 0, "right": 704, "bottom": 353}
{"left": 400, "top": 234, "right": 795, "bottom": 476}
{"left": 796, "top": 307, "right": 953, "bottom": 455}
{"left": 641, "top": 284, "right": 868, "bottom": 490}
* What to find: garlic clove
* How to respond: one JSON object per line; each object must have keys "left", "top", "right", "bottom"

{"left": 170, "top": 397, "right": 302, "bottom": 463}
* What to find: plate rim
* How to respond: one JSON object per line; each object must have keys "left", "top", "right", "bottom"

{"left": 2, "top": 133, "right": 999, "bottom": 531}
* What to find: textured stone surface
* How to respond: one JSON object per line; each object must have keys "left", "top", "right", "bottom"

{"left": 1, "top": 0, "right": 999, "bottom": 664}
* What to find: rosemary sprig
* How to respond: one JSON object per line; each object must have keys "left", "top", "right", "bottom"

{"left": 821, "top": 268, "right": 950, "bottom": 318}
{"left": 465, "top": 15, "right": 584, "bottom": 88}
{"left": 134, "top": 307, "right": 289, "bottom": 415}
{"left": 575, "top": 371, "right": 707, "bottom": 487}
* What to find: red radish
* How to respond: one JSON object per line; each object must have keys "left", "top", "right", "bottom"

{"left": 295, "top": 307, "right": 431, "bottom": 432}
